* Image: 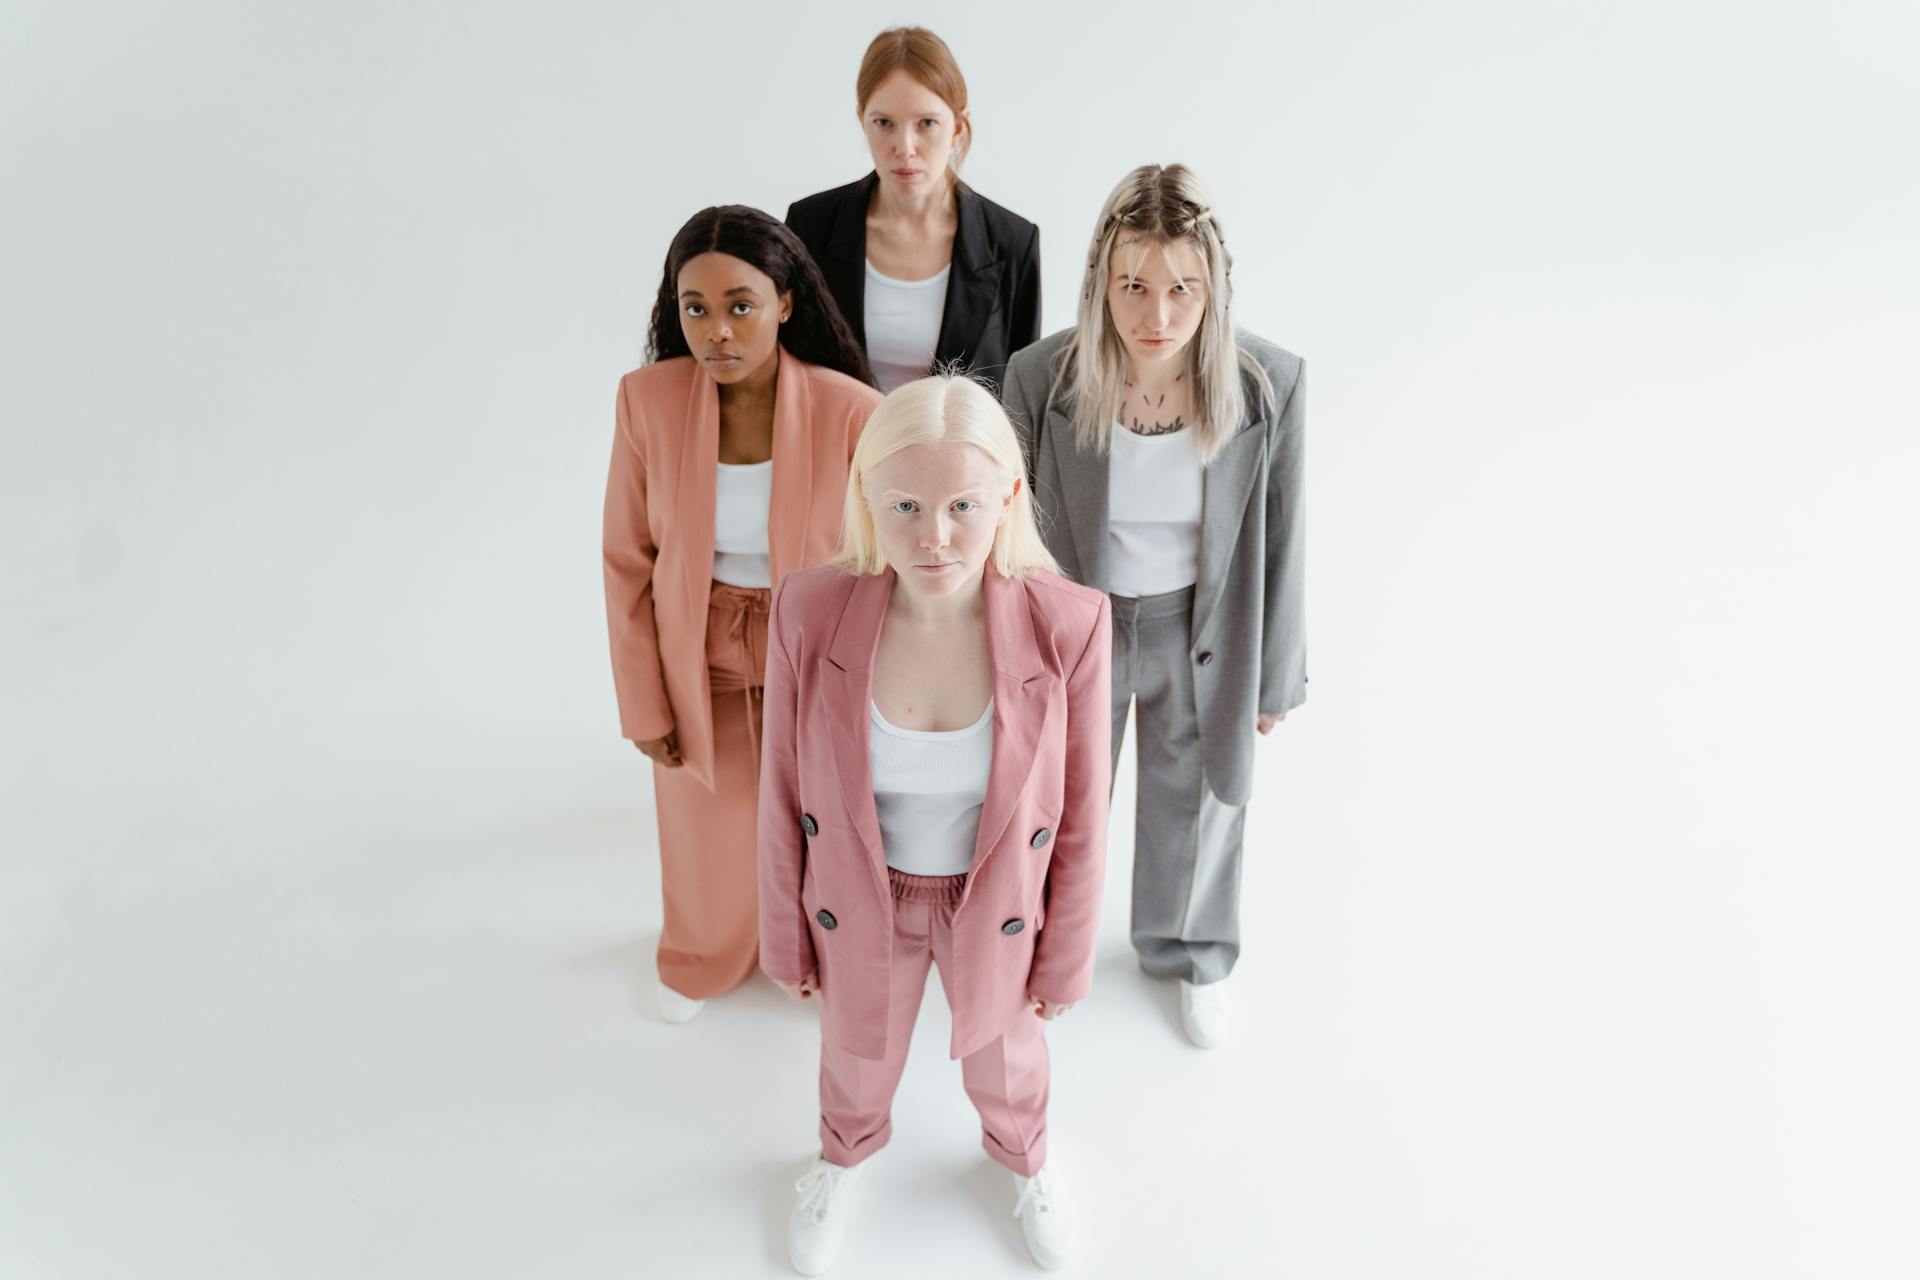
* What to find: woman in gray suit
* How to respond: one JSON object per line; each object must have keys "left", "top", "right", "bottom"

{"left": 1001, "top": 163, "right": 1306, "bottom": 1049}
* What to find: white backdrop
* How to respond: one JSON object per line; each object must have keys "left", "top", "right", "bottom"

{"left": 4, "top": 1, "right": 1917, "bottom": 1276}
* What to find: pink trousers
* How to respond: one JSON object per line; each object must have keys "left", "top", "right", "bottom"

{"left": 817, "top": 869, "right": 1050, "bottom": 1176}
{"left": 653, "top": 582, "right": 769, "bottom": 1000}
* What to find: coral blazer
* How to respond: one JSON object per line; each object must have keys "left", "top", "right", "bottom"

{"left": 603, "top": 347, "right": 881, "bottom": 789}
{"left": 758, "top": 563, "right": 1113, "bottom": 1062}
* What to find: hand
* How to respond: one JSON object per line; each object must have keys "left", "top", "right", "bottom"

{"left": 1256, "top": 712, "right": 1286, "bottom": 735}
{"left": 775, "top": 972, "right": 819, "bottom": 1001}
{"left": 634, "top": 732, "right": 683, "bottom": 767}
{"left": 1031, "top": 998, "right": 1074, "bottom": 1021}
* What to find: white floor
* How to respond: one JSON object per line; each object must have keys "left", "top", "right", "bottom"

{"left": 6, "top": 2, "right": 1918, "bottom": 1274}
{"left": 5, "top": 649, "right": 1915, "bottom": 1278}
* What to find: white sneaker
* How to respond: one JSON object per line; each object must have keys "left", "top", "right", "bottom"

{"left": 789, "top": 1156, "right": 863, "bottom": 1275}
{"left": 1179, "top": 977, "right": 1230, "bottom": 1049}
{"left": 657, "top": 983, "right": 704, "bottom": 1024}
{"left": 1011, "top": 1162, "right": 1072, "bottom": 1269}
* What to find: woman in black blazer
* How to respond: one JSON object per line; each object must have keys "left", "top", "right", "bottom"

{"left": 786, "top": 26, "right": 1041, "bottom": 393}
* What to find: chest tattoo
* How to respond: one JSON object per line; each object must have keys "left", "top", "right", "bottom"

{"left": 1123, "top": 381, "right": 1190, "bottom": 436}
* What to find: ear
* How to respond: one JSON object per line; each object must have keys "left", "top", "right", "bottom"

{"left": 1000, "top": 475, "right": 1020, "bottom": 522}
{"left": 778, "top": 290, "right": 793, "bottom": 324}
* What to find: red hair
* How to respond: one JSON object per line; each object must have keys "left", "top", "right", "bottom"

{"left": 856, "top": 27, "right": 971, "bottom": 168}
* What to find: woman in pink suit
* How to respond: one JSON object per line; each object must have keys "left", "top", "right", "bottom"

{"left": 758, "top": 374, "right": 1112, "bottom": 1274}
{"left": 604, "top": 206, "right": 881, "bottom": 1024}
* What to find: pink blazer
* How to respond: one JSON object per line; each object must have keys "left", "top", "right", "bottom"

{"left": 603, "top": 347, "right": 882, "bottom": 789}
{"left": 758, "top": 563, "right": 1113, "bottom": 1062}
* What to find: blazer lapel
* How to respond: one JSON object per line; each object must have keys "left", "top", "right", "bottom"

{"left": 963, "top": 567, "right": 1052, "bottom": 891}
{"left": 932, "top": 181, "right": 1004, "bottom": 372}
{"left": 674, "top": 364, "right": 720, "bottom": 619}
{"left": 1192, "top": 403, "right": 1268, "bottom": 642}
{"left": 822, "top": 570, "right": 894, "bottom": 898}
{"left": 1046, "top": 397, "right": 1111, "bottom": 590}
{"left": 766, "top": 346, "right": 814, "bottom": 581}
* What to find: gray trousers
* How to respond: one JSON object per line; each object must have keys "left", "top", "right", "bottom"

{"left": 1109, "top": 587, "right": 1249, "bottom": 985}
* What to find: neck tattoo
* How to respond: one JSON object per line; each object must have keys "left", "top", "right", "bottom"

{"left": 1123, "top": 373, "right": 1187, "bottom": 436}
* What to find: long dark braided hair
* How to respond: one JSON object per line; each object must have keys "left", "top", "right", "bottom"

{"left": 646, "top": 205, "right": 873, "bottom": 386}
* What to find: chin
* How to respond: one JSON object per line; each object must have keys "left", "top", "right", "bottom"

{"left": 1134, "top": 342, "right": 1186, "bottom": 362}
{"left": 705, "top": 350, "right": 773, "bottom": 385}
{"left": 894, "top": 559, "right": 984, "bottom": 593}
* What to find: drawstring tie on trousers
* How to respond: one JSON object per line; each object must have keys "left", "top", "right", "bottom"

{"left": 719, "top": 587, "right": 770, "bottom": 781}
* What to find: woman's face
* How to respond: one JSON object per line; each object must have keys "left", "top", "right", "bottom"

{"left": 676, "top": 251, "right": 791, "bottom": 387}
{"left": 863, "top": 440, "right": 1015, "bottom": 597}
{"left": 860, "top": 70, "right": 964, "bottom": 195}
{"left": 1105, "top": 236, "right": 1209, "bottom": 371}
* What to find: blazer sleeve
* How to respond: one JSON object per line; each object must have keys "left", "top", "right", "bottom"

{"left": 784, "top": 200, "right": 824, "bottom": 261}
{"left": 999, "top": 349, "right": 1041, "bottom": 481}
{"left": 1026, "top": 596, "right": 1113, "bottom": 1006}
{"left": 757, "top": 576, "right": 818, "bottom": 985}
{"left": 1260, "top": 361, "right": 1308, "bottom": 715}
{"left": 602, "top": 378, "right": 674, "bottom": 742}
{"left": 848, "top": 384, "right": 880, "bottom": 462}
{"left": 1007, "top": 225, "right": 1042, "bottom": 356}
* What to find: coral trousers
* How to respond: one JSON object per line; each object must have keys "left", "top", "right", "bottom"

{"left": 817, "top": 869, "right": 1050, "bottom": 1176}
{"left": 653, "top": 582, "right": 769, "bottom": 999}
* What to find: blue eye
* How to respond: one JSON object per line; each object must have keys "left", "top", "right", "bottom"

{"left": 893, "top": 500, "right": 918, "bottom": 514}
{"left": 952, "top": 500, "right": 977, "bottom": 513}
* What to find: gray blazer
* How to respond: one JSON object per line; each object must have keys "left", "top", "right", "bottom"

{"left": 1000, "top": 327, "right": 1306, "bottom": 807}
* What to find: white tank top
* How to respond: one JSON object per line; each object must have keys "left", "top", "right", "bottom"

{"left": 712, "top": 460, "right": 772, "bottom": 588}
{"left": 1107, "top": 422, "right": 1204, "bottom": 597}
{"left": 863, "top": 260, "right": 950, "bottom": 392}
{"left": 869, "top": 697, "right": 993, "bottom": 876}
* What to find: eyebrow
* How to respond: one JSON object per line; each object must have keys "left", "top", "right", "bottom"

{"left": 880, "top": 488, "right": 986, "bottom": 500}
{"left": 677, "top": 287, "right": 762, "bottom": 299}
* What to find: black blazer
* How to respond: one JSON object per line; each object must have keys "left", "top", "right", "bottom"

{"left": 785, "top": 172, "right": 1041, "bottom": 388}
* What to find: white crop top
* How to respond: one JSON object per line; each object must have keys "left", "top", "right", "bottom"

{"left": 1107, "top": 423, "right": 1204, "bottom": 597}
{"left": 869, "top": 697, "right": 993, "bottom": 876}
{"left": 712, "top": 460, "right": 772, "bottom": 588}
{"left": 864, "top": 260, "right": 950, "bottom": 393}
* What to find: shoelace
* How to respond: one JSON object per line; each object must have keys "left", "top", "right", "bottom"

{"left": 794, "top": 1163, "right": 846, "bottom": 1225}
{"left": 1012, "top": 1168, "right": 1056, "bottom": 1221}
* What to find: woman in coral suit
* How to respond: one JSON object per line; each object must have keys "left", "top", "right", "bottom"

{"left": 758, "top": 374, "right": 1111, "bottom": 1273}
{"left": 604, "top": 205, "right": 880, "bottom": 1024}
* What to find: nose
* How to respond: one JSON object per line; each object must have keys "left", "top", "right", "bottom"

{"left": 919, "top": 513, "right": 950, "bottom": 551}
{"left": 1147, "top": 294, "right": 1172, "bottom": 331}
{"left": 711, "top": 317, "right": 732, "bottom": 342}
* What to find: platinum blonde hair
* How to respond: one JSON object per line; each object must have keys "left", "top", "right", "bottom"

{"left": 1055, "top": 163, "right": 1273, "bottom": 462}
{"left": 831, "top": 373, "right": 1060, "bottom": 579}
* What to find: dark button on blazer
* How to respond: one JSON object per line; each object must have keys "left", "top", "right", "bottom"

{"left": 785, "top": 171, "right": 1042, "bottom": 389}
